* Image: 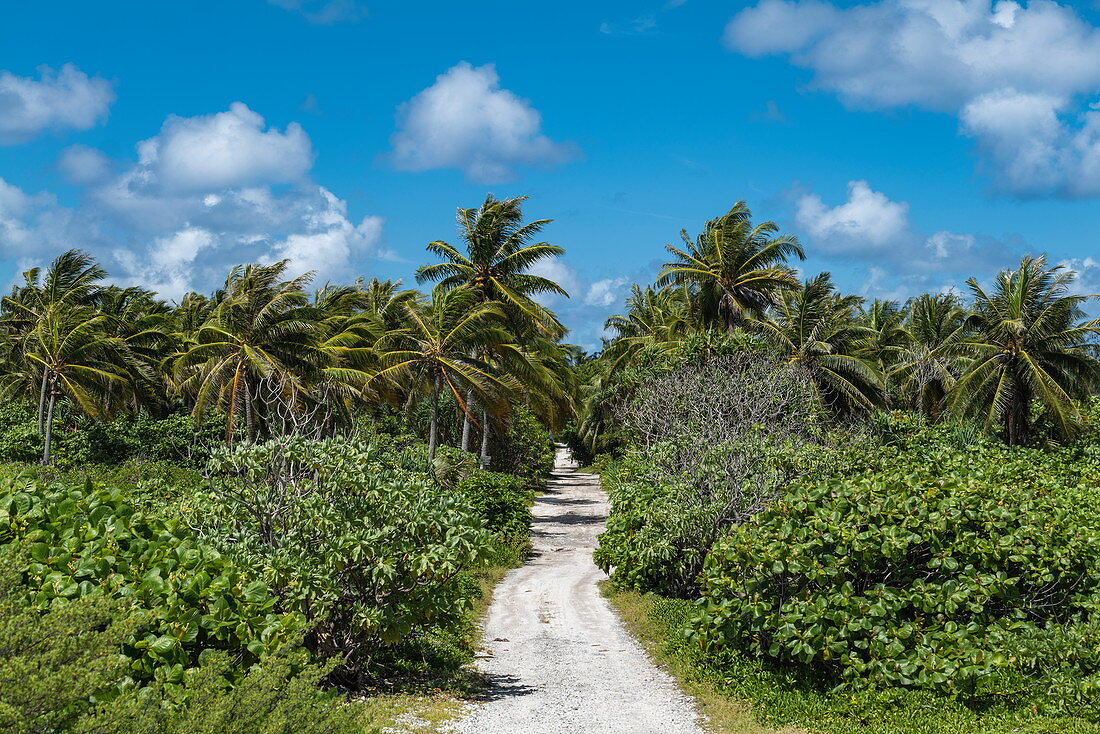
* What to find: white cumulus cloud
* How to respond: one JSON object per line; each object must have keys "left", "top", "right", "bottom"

{"left": 795, "top": 180, "right": 910, "bottom": 253}
{"left": 725, "top": 0, "right": 1100, "bottom": 198}
{"left": 794, "top": 180, "right": 1009, "bottom": 286}
{"left": 0, "top": 105, "right": 384, "bottom": 299}
{"left": 58, "top": 145, "right": 113, "bottom": 185}
{"left": 137, "top": 102, "right": 313, "bottom": 192}
{"left": 0, "top": 64, "right": 115, "bottom": 144}
{"left": 388, "top": 62, "right": 576, "bottom": 183}
{"left": 585, "top": 276, "right": 630, "bottom": 307}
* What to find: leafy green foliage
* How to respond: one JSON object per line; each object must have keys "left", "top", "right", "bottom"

{"left": 0, "top": 550, "right": 137, "bottom": 733}
{"left": 456, "top": 469, "right": 533, "bottom": 539}
{"left": 691, "top": 467, "right": 1100, "bottom": 705}
{"left": 0, "top": 402, "right": 223, "bottom": 468}
{"left": 0, "top": 549, "right": 367, "bottom": 734}
{"left": 490, "top": 405, "right": 555, "bottom": 484}
{"left": 201, "top": 436, "right": 495, "bottom": 686}
{"left": 0, "top": 474, "right": 301, "bottom": 686}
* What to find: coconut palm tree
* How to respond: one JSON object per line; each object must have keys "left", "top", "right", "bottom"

{"left": 417, "top": 194, "right": 570, "bottom": 451}
{"left": 374, "top": 286, "right": 519, "bottom": 460}
{"left": 602, "top": 284, "right": 692, "bottom": 373}
{"left": 657, "top": 201, "right": 804, "bottom": 332}
{"left": 858, "top": 299, "right": 910, "bottom": 404}
{"left": 174, "top": 261, "right": 325, "bottom": 442}
{"left": 951, "top": 256, "right": 1100, "bottom": 445}
{"left": 893, "top": 293, "right": 969, "bottom": 421}
{"left": 23, "top": 307, "right": 130, "bottom": 464}
{"left": 416, "top": 194, "right": 568, "bottom": 338}
{"left": 753, "top": 273, "right": 884, "bottom": 415}
{"left": 1, "top": 250, "right": 107, "bottom": 433}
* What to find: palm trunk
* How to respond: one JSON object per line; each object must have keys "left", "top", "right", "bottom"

{"left": 460, "top": 390, "right": 474, "bottom": 452}
{"left": 404, "top": 389, "right": 417, "bottom": 429}
{"left": 428, "top": 375, "right": 442, "bottom": 461}
{"left": 37, "top": 367, "right": 48, "bottom": 435}
{"left": 244, "top": 376, "right": 255, "bottom": 442}
{"left": 479, "top": 409, "right": 491, "bottom": 469}
{"left": 42, "top": 379, "right": 57, "bottom": 466}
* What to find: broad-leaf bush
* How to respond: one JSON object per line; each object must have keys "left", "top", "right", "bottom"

{"left": 691, "top": 471, "right": 1100, "bottom": 702}
{"left": 489, "top": 406, "right": 555, "bottom": 485}
{"left": 201, "top": 436, "right": 495, "bottom": 687}
{"left": 0, "top": 549, "right": 368, "bottom": 734}
{"left": 0, "top": 474, "right": 300, "bottom": 686}
{"left": 456, "top": 468, "right": 533, "bottom": 539}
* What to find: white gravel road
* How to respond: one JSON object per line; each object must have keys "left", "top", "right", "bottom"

{"left": 448, "top": 448, "right": 705, "bottom": 734}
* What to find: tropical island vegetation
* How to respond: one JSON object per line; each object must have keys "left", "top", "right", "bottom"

{"left": 4, "top": 193, "right": 1100, "bottom": 733}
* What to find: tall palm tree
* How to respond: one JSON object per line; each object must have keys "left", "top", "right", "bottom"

{"left": 754, "top": 273, "right": 884, "bottom": 415}
{"left": 893, "top": 293, "right": 968, "bottom": 421}
{"left": 952, "top": 256, "right": 1100, "bottom": 445}
{"left": 416, "top": 194, "right": 570, "bottom": 451}
{"left": 374, "top": 287, "right": 519, "bottom": 460}
{"left": 657, "top": 201, "right": 804, "bottom": 332}
{"left": 416, "top": 194, "right": 569, "bottom": 338}
{"left": 174, "top": 261, "right": 324, "bottom": 442}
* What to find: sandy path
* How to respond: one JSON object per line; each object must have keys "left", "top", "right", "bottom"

{"left": 449, "top": 448, "right": 705, "bottom": 734}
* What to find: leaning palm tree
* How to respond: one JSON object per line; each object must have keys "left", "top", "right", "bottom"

{"left": 22, "top": 307, "right": 130, "bottom": 464}
{"left": 373, "top": 287, "right": 519, "bottom": 460}
{"left": 951, "top": 256, "right": 1100, "bottom": 445}
{"left": 754, "top": 273, "right": 884, "bottom": 415}
{"left": 893, "top": 293, "right": 969, "bottom": 421}
{"left": 174, "top": 261, "right": 325, "bottom": 442}
{"left": 658, "top": 201, "right": 804, "bottom": 332}
{"left": 1, "top": 250, "right": 107, "bottom": 434}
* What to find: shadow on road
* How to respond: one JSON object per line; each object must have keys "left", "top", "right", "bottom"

{"left": 473, "top": 673, "right": 540, "bottom": 701}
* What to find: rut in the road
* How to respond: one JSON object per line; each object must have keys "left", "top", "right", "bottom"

{"left": 448, "top": 449, "right": 705, "bottom": 734}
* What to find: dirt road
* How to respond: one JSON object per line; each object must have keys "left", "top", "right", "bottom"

{"left": 449, "top": 448, "right": 705, "bottom": 734}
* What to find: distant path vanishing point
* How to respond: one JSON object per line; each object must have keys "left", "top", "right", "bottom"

{"left": 448, "top": 447, "right": 705, "bottom": 734}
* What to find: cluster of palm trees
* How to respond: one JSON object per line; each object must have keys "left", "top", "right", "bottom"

{"left": 593, "top": 201, "right": 1100, "bottom": 447}
{"left": 0, "top": 195, "right": 577, "bottom": 464}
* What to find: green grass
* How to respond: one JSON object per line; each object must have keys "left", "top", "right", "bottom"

{"left": 603, "top": 583, "right": 1100, "bottom": 734}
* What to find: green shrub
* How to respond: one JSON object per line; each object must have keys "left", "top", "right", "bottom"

{"left": 77, "top": 647, "right": 369, "bottom": 734}
{"left": 201, "top": 436, "right": 495, "bottom": 687}
{"left": 0, "top": 461, "right": 203, "bottom": 519}
{"left": 0, "top": 404, "right": 43, "bottom": 463}
{"left": 490, "top": 406, "right": 554, "bottom": 484}
{"left": 0, "top": 404, "right": 224, "bottom": 468}
{"left": 0, "top": 550, "right": 137, "bottom": 733}
{"left": 0, "top": 549, "right": 366, "bottom": 734}
{"left": 596, "top": 353, "right": 838, "bottom": 597}
{"left": 691, "top": 473, "right": 1100, "bottom": 702}
{"left": 456, "top": 469, "right": 533, "bottom": 539}
{"left": 0, "top": 473, "right": 302, "bottom": 686}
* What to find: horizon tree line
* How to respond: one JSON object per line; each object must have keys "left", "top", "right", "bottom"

{"left": 590, "top": 200, "right": 1100, "bottom": 448}
{"left": 0, "top": 195, "right": 578, "bottom": 465}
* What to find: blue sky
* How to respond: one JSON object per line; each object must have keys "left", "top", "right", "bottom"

{"left": 4, "top": 0, "right": 1100, "bottom": 348}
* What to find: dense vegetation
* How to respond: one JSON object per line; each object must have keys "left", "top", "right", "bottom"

{"left": 8, "top": 189, "right": 1100, "bottom": 733}
{"left": 584, "top": 202, "right": 1100, "bottom": 731}
{"left": 0, "top": 195, "right": 564, "bottom": 732}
